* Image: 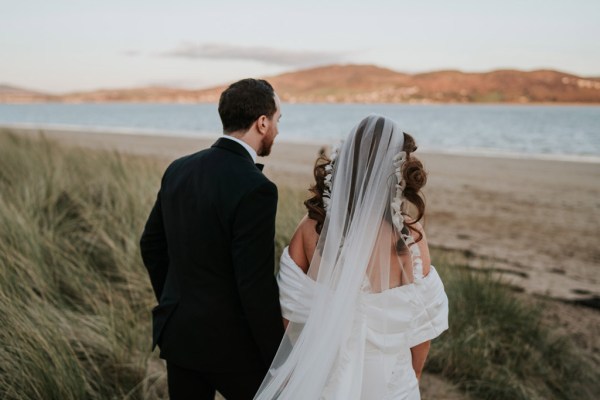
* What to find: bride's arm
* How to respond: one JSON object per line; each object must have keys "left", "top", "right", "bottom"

{"left": 281, "top": 215, "right": 319, "bottom": 328}
{"left": 288, "top": 215, "right": 318, "bottom": 274}
{"left": 410, "top": 341, "right": 431, "bottom": 381}
{"left": 409, "top": 219, "right": 433, "bottom": 380}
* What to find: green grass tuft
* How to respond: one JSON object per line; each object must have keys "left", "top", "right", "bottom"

{"left": 427, "top": 261, "right": 599, "bottom": 399}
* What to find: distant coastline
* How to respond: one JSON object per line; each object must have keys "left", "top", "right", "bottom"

{"left": 2, "top": 64, "right": 600, "bottom": 104}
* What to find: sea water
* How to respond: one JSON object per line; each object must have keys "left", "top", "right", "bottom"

{"left": 0, "top": 103, "right": 599, "bottom": 159}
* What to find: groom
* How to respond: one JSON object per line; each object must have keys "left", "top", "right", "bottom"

{"left": 140, "top": 78, "right": 285, "bottom": 399}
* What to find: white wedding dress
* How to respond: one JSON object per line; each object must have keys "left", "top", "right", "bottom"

{"left": 254, "top": 115, "right": 449, "bottom": 400}
{"left": 277, "top": 247, "right": 449, "bottom": 400}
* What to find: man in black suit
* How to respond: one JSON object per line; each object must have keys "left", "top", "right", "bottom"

{"left": 140, "top": 79, "right": 285, "bottom": 399}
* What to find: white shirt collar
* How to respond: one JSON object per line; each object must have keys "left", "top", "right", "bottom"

{"left": 221, "top": 135, "right": 257, "bottom": 163}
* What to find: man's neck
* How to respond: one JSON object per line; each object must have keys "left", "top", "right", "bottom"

{"left": 222, "top": 135, "right": 258, "bottom": 163}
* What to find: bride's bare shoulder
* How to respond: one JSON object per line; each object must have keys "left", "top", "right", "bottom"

{"left": 289, "top": 215, "right": 319, "bottom": 273}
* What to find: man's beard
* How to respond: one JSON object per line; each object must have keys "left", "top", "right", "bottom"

{"left": 258, "top": 134, "right": 274, "bottom": 157}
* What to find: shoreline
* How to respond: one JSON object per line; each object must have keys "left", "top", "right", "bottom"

{"left": 2, "top": 123, "right": 600, "bottom": 164}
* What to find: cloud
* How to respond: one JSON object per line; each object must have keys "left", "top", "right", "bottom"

{"left": 122, "top": 50, "right": 142, "bottom": 57}
{"left": 161, "top": 43, "right": 348, "bottom": 67}
{"left": 142, "top": 78, "right": 212, "bottom": 89}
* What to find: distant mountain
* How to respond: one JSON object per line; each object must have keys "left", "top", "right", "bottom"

{"left": 190, "top": 65, "right": 416, "bottom": 103}
{"left": 264, "top": 65, "right": 600, "bottom": 103}
{"left": 2, "top": 65, "right": 600, "bottom": 104}
{"left": 0, "top": 84, "right": 57, "bottom": 103}
{"left": 61, "top": 86, "right": 207, "bottom": 103}
{"left": 406, "top": 69, "right": 600, "bottom": 103}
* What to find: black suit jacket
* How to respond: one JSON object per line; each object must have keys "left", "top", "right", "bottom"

{"left": 140, "top": 137, "right": 284, "bottom": 372}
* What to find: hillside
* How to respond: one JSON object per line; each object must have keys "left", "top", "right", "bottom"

{"left": 0, "top": 84, "right": 57, "bottom": 103}
{"left": 62, "top": 86, "right": 206, "bottom": 103}
{"left": 2, "top": 65, "right": 600, "bottom": 104}
{"left": 266, "top": 65, "right": 600, "bottom": 103}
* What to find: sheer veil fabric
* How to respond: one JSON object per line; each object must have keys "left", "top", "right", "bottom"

{"left": 255, "top": 115, "right": 430, "bottom": 399}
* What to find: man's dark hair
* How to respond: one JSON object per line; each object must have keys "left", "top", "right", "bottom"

{"left": 218, "top": 78, "right": 277, "bottom": 134}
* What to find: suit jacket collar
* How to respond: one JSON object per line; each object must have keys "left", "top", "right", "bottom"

{"left": 219, "top": 135, "right": 257, "bottom": 162}
{"left": 212, "top": 137, "right": 264, "bottom": 171}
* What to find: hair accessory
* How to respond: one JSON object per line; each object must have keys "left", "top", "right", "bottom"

{"left": 322, "top": 142, "right": 341, "bottom": 211}
{"left": 391, "top": 151, "right": 407, "bottom": 232}
{"left": 391, "top": 149, "right": 424, "bottom": 278}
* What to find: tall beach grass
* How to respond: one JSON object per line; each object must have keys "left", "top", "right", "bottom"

{"left": 0, "top": 130, "right": 597, "bottom": 399}
{"left": 0, "top": 131, "right": 163, "bottom": 399}
{"left": 429, "top": 254, "right": 598, "bottom": 399}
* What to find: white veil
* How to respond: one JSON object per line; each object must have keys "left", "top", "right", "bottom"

{"left": 255, "top": 115, "right": 424, "bottom": 399}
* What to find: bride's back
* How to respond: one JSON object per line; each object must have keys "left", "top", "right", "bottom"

{"left": 288, "top": 215, "right": 431, "bottom": 293}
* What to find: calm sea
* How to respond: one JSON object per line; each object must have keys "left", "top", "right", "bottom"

{"left": 0, "top": 103, "right": 599, "bottom": 160}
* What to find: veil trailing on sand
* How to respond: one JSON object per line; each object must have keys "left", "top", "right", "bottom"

{"left": 255, "top": 115, "right": 423, "bottom": 399}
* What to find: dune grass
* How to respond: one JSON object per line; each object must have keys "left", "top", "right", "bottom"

{"left": 0, "top": 131, "right": 163, "bottom": 399}
{"left": 427, "top": 254, "right": 599, "bottom": 400}
{"left": 0, "top": 130, "right": 597, "bottom": 399}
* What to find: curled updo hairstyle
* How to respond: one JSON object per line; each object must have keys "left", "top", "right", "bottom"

{"left": 397, "top": 133, "right": 427, "bottom": 244}
{"left": 304, "top": 148, "right": 330, "bottom": 234}
{"left": 304, "top": 132, "right": 427, "bottom": 247}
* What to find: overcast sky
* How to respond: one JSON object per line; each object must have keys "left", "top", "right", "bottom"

{"left": 1, "top": 0, "right": 599, "bottom": 93}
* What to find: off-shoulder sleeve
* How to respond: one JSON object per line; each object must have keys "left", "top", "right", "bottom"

{"left": 407, "top": 265, "right": 449, "bottom": 348}
{"left": 277, "top": 248, "right": 315, "bottom": 323}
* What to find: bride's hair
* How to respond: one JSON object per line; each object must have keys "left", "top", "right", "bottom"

{"left": 304, "top": 130, "right": 427, "bottom": 250}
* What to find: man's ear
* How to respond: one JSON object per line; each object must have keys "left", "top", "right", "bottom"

{"left": 256, "top": 115, "right": 269, "bottom": 135}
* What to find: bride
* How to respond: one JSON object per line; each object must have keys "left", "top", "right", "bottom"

{"left": 255, "top": 115, "right": 449, "bottom": 399}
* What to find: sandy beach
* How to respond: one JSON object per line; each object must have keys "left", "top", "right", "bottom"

{"left": 9, "top": 126, "right": 599, "bottom": 305}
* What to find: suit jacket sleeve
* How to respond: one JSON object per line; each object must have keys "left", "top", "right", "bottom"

{"left": 231, "top": 180, "right": 285, "bottom": 366}
{"left": 140, "top": 189, "right": 169, "bottom": 303}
